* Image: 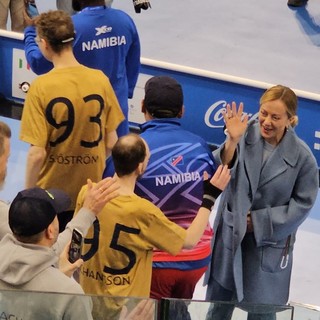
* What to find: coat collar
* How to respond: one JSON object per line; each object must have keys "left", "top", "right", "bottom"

{"left": 244, "top": 121, "right": 299, "bottom": 189}
{"left": 139, "top": 118, "right": 182, "bottom": 132}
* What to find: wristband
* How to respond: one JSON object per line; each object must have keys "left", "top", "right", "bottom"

{"left": 201, "top": 180, "right": 222, "bottom": 210}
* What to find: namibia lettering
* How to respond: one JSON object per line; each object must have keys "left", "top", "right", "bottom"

{"left": 82, "top": 36, "right": 126, "bottom": 51}
{"left": 155, "top": 172, "right": 201, "bottom": 186}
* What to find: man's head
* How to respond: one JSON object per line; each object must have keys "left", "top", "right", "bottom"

{"left": 0, "top": 121, "right": 11, "bottom": 189}
{"left": 35, "top": 10, "right": 75, "bottom": 56}
{"left": 112, "top": 133, "right": 149, "bottom": 178}
{"left": 142, "top": 76, "right": 184, "bottom": 119}
{"left": 72, "top": 0, "right": 113, "bottom": 12}
{"left": 9, "top": 188, "right": 70, "bottom": 244}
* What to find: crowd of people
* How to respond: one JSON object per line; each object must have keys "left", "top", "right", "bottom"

{"left": 0, "top": 2, "right": 319, "bottom": 320}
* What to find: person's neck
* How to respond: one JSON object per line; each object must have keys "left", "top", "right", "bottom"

{"left": 116, "top": 174, "right": 137, "bottom": 196}
{"left": 82, "top": 1, "right": 105, "bottom": 9}
{"left": 37, "top": 238, "right": 52, "bottom": 247}
{"left": 52, "top": 50, "right": 80, "bottom": 69}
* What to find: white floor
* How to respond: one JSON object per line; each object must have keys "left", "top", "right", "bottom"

{"left": 112, "top": 0, "right": 320, "bottom": 94}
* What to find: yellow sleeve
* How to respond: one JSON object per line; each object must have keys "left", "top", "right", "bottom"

{"left": 74, "top": 184, "right": 88, "bottom": 217}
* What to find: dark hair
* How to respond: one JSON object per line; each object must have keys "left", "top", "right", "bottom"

{"left": 9, "top": 187, "right": 70, "bottom": 241}
{"left": 144, "top": 76, "right": 183, "bottom": 119}
{"left": 9, "top": 198, "right": 54, "bottom": 243}
{"left": 35, "top": 10, "right": 75, "bottom": 54}
{"left": 0, "top": 121, "right": 11, "bottom": 157}
{"left": 112, "top": 134, "right": 146, "bottom": 177}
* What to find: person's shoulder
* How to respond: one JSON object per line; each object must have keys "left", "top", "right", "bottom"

{"left": 80, "top": 65, "right": 108, "bottom": 79}
{"left": 141, "top": 120, "right": 211, "bottom": 150}
{"left": 133, "top": 194, "right": 161, "bottom": 211}
{"left": 108, "top": 8, "right": 137, "bottom": 25}
{"left": 294, "top": 132, "right": 316, "bottom": 159}
{"left": 44, "top": 267, "right": 84, "bottom": 294}
{"left": 180, "top": 127, "right": 210, "bottom": 144}
{"left": 109, "top": 7, "right": 133, "bottom": 18}
{"left": 0, "top": 200, "right": 9, "bottom": 210}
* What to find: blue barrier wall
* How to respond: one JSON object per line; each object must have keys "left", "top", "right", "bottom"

{"left": 1, "top": 30, "right": 320, "bottom": 167}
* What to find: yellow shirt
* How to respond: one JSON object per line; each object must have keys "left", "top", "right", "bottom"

{"left": 75, "top": 185, "right": 186, "bottom": 298}
{"left": 20, "top": 65, "right": 124, "bottom": 209}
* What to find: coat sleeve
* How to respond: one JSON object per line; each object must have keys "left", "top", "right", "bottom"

{"left": 24, "top": 26, "right": 53, "bottom": 75}
{"left": 251, "top": 151, "right": 319, "bottom": 246}
{"left": 125, "top": 20, "right": 140, "bottom": 99}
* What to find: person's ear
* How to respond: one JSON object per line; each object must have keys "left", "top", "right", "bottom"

{"left": 141, "top": 99, "right": 146, "bottom": 114}
{"left": 46, "top": 223, "right": 55, "bottom": 240}
{"left": 177, "top": 105, "right": 185, "bottom": 118}
{"left": 40, "top": 38, "right": 50, "bottom": 51}
{"left": 136, "top": 162, "right": 144, "bottom": 175}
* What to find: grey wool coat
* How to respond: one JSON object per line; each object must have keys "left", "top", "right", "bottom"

{"left": 205, "top": 120, "right": 319, "bottom": 304}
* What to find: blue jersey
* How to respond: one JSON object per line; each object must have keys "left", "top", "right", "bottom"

{"left": 24, "top": 7, "right": 140, "bottom": 136}
{"left": 136, "top": 119, "right": 217, "bottom": 269}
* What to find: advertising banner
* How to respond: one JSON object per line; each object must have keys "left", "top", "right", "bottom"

{"left": 1, "top": 33, "right": 319, "bottom": 167}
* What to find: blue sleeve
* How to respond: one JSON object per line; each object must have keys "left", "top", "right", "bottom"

{"left": 24, "top": 26, "right": 53, "bottom": 75}
{"left": 125, "top": 21, "right": 141, "bottom": 99}
{"left": 102, "top": 157, "right": 115, "bottom": 178}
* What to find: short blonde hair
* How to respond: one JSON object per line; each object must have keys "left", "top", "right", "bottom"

{"left": 260, "top": 85, "right": 298, "bottom": 127}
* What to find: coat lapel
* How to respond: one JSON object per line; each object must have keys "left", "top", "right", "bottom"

{"left": 258, "top": 127, "right": 299, "bottom": 188}
{"left": 244, "top": 122, "right": 263, "bottom": 197}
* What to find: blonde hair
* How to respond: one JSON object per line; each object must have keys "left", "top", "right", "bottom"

{"left": 260, "top": 85, "right": 299, "bottom": 127}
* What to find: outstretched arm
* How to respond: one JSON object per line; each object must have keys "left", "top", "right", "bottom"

{"left": 24, "top": 25, "right": 53, "bottom": 75}
{"left": 53, "top": 177, "right": 120, "bottom": 254}
{"left": 221, "top": 102, "right": 248, "bottom": 166}
{"left": 183, "top": 165, "right": 230, "bottom": 248}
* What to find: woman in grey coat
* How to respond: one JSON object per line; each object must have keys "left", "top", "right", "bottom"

{"left": 205, "top": 85, "right": 319, "bottom": 320}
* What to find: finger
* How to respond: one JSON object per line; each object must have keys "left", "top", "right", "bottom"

{"left": 72, "top": 258, "right": 83, "bottom": 269}
{"left": 96, "top": 177, "right": 114, "bottom": 189}
{"left": 220, "top": 166, "right": 231, "bottom": 186}
{"left": 220, "top": 165, "right": 230, "bottom": 179}
{"left": 237, "top": 102, "right": 244, "bottom": 117}
{"left": 211, "top": 165, "right": 223, "bottom": 181}
{"left": 101, "top": 177, "right": 120, "bottom": 191}
{"left": 95, "top": 177, "right": 119, "bottom": 196}
{"left": 211, "top": 165, "right": 230, "bottom": 189}
{"left": 231, "top": 101, "right": 237, "bottom": 117}
{"left": 102, "top": 190, "right": 119, "bottom": 203}
{"left": 242, "top": 113, "right": 249, "bottom": 125}
{"left": 143, "top": 300, "right": 155, "bottom": 319}
{"left": 87, "top": 179, "right": 93, "bottom": 191}
{"left": 63, "top": 241, "right": 71, "bottom": 254}
{"left": 128, "top": 300, "right": 149, "bottom": 318}
{"left": 99, "top": 181, "right": 120, "bottom": 198}
{"left": 203, "top": 171, "right": 208, "bottom": 180}
{"left": 61, "top": 241, "right": 71, "bottom": 259}
{"left": 226, "top": 103, "right": 232, "bottom": 118}
{"left": 119, "top": 306, "right": 128, "bottom": 320}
